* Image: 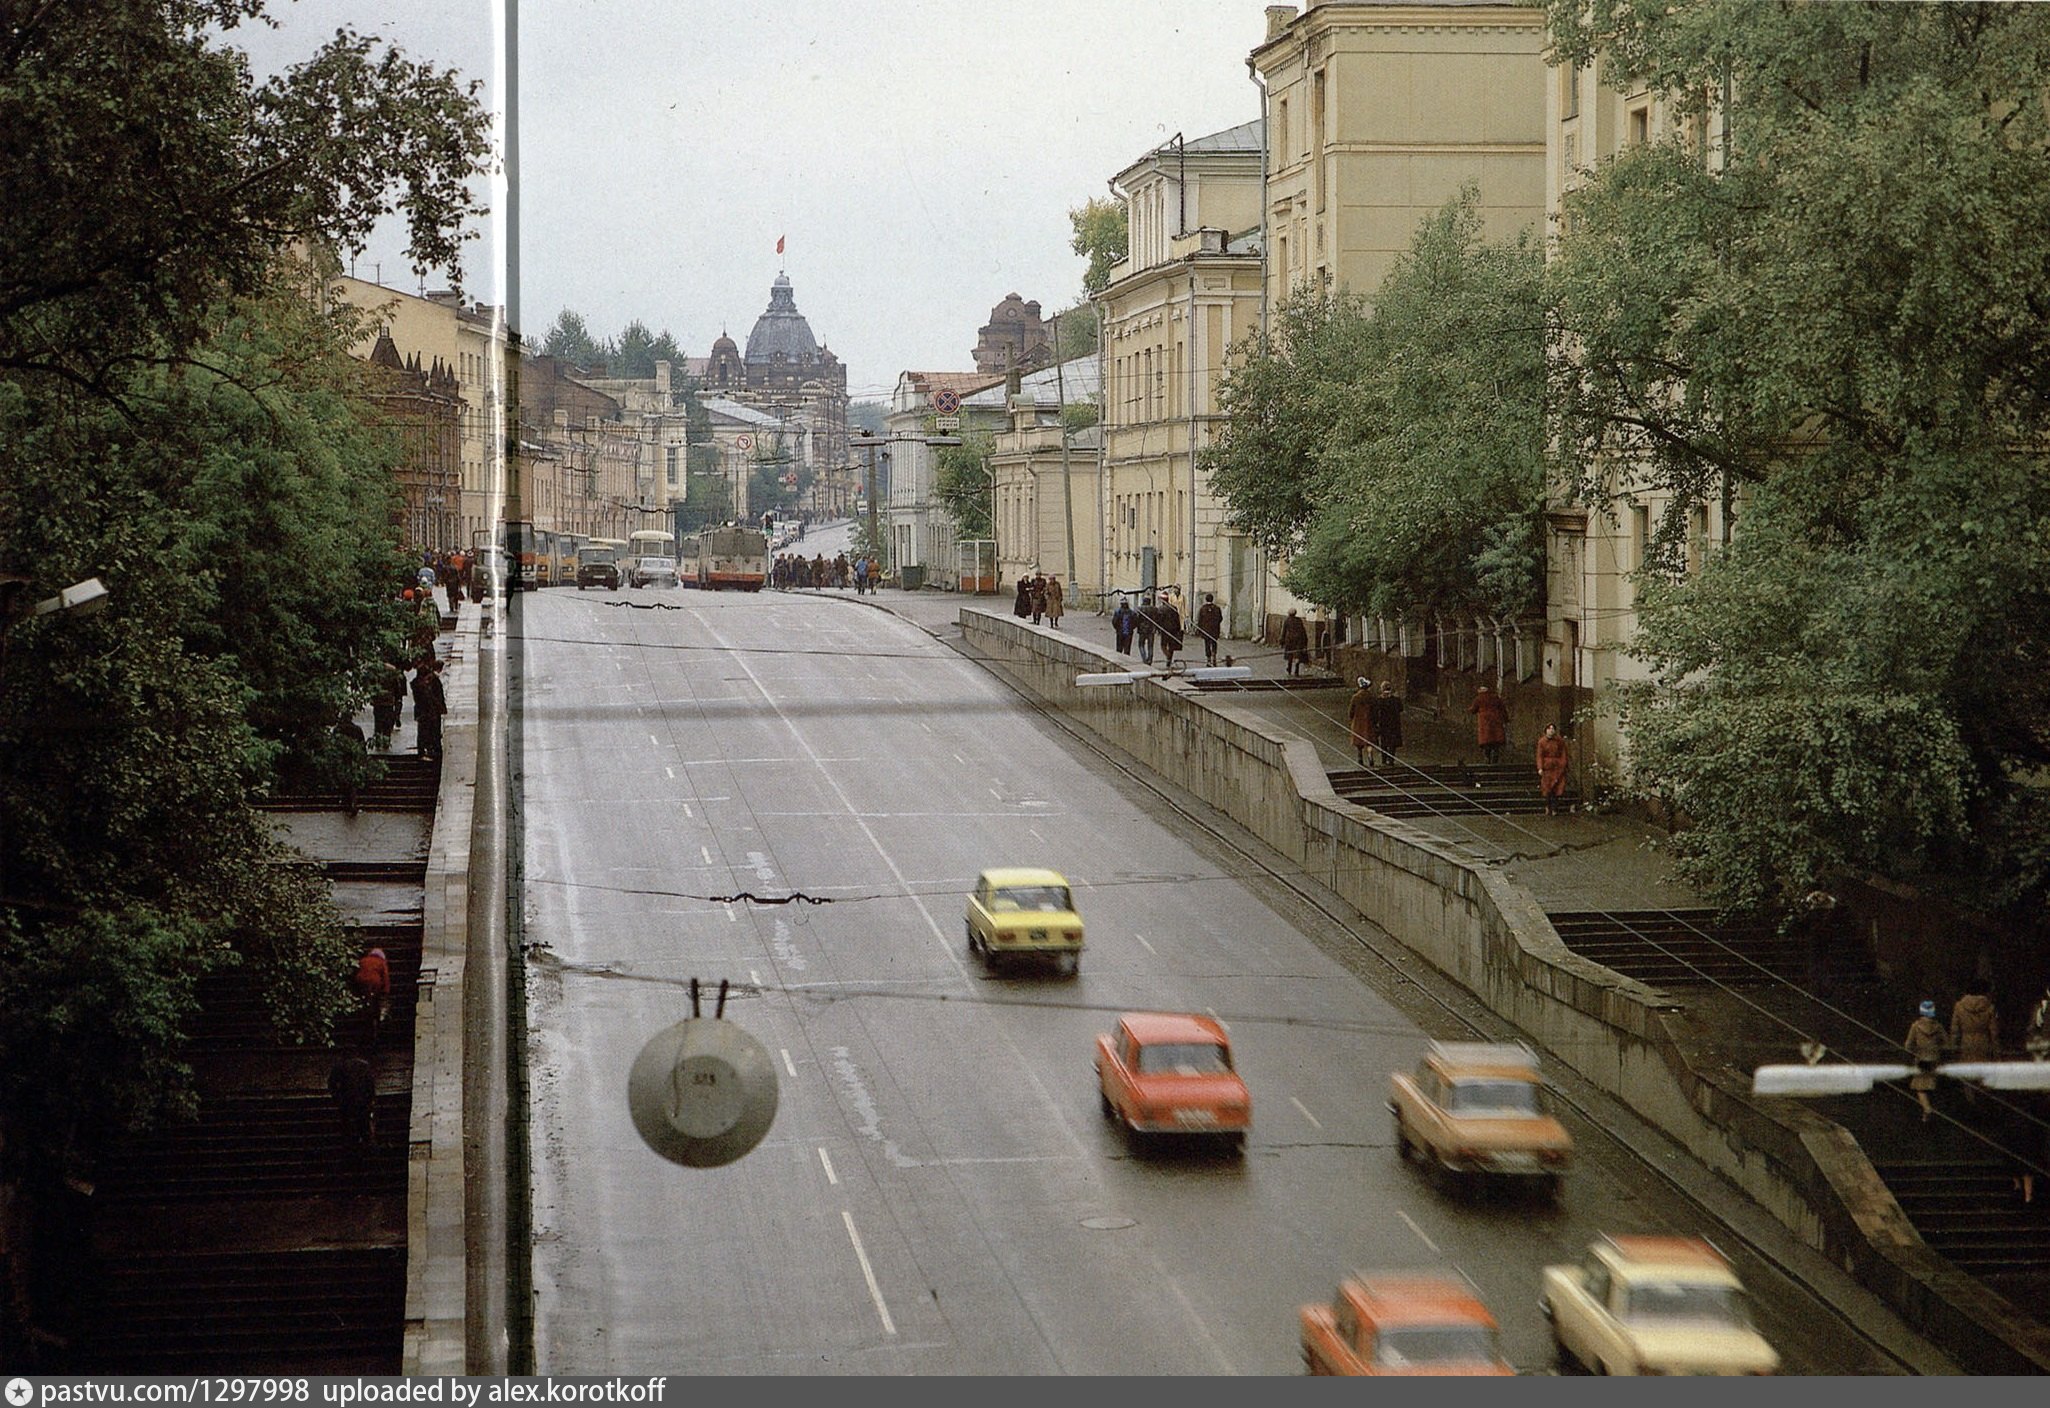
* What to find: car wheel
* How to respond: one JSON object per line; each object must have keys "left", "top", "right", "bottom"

{"left": 1099, "top": 1088, "right": 1114, "bottom": 1118}
{"left": 1061, "top": 952, "right": 1080, "bottom": 979}
{"left": 966, "top": 923, "right": 981, "bottom": 958}
{"left": 1393, "top": 1113, "right": 1416, "bottom": 1163}
{"left": 1549, "top": 1328, "right": 1582, "bottom": 1375}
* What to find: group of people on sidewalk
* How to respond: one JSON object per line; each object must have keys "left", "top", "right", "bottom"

{"left": 774, "top": 552, "right": 877, "bottom": 592}
{"left": 1013, "top": 571, "right": 1066, "bottom": 629}
{"left": 1106, "top": 589, "right": 1224, "bottom": 666}
{"left": 417, "top": 548, "right": 473, "bottom": 606}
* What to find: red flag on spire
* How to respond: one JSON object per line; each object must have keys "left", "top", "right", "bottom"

{"left": 776, "top": 235, "right": 785, "bottom": 255}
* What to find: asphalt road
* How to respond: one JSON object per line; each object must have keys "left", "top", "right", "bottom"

{"left": 515, "top": 581, "right": 1912, "bottom": 1375}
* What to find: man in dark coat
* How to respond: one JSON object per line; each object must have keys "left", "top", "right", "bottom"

{"left": 1371, "top": 682, "right": 1404, "bottom": 764}
{"left": 411, "top": 658, "right": 447, "bottom": 762}
{"left": 1195, "top": 593, "right": 1224, "bottom": 666}
{"left": 328, "top": 1055, "right": 376, "bottom": 1145}
{"left": 371, "top": 661, "right": 406, "bottom": 751}
{"left": 1112, "top": 596, "right": 1136, "bottom": 655}
{"left": 1013, "top": 578, "right": 1033, "bottom": 618}
{"left": 1134, "top": 595, "right": 1158, "bottom": 664}
{"left": 1158, "top": 595, "right": 1184, "bottom": 667}
{"left": 1279, "top": 608, "right": 1309, "bottom": 677}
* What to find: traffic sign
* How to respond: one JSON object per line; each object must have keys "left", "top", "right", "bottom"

{"left": 735, "top": 433, "right": 754, "bottom": 451}
{"left": 934, "top": 416, "right": 961, "bottom": 431}
{"left": 933, "top": 388, "right": 962, "bottom": 415}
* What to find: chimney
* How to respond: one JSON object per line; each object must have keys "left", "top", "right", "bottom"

{"left": 1266, "top": 6, "right": 1296, "bottom": 42}
{"left": 656, "top": 360, "right": 672, "bottom": 395}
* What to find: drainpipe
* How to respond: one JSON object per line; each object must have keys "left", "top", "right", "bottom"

{"left": 1249, "top": 57, "right": 1272, "bottom": 634}
{"left": 1187, "top": 270, "right": 1200, "bottom": 614}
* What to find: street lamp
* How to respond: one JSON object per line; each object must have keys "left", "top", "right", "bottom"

{"left": 1, "top": 574, "right": 111, "bottom": 683}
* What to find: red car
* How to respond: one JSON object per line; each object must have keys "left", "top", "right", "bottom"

{"left": 1302, "top": 1272, "right": 1515, "bottom": 1376}
{"left": 1095, "top": 1011, "right": 1250, "bottom": 1150}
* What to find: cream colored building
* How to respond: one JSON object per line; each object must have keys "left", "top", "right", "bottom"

{"left": 1250, "top": 0, "right": 1549, "bottom": 306}
{"left": 982, "top": 357, "right": 1102, "bottom": 595}
{"left": 329, "top": 276, "right": 522, "bottom": 552}
{"left": 1544, "top": 59, "right": 1732, "bottom": 774}
{"left": 1095, "top": 121, "right": 1266, "bottom": 634}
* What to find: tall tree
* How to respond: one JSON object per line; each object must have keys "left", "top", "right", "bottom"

{"left": 1069, "top": 197, "right": 1129, "bottom": 296}
{"left": 933, "top": 436, "right": 995, "bottom": 541}
{"left": 541, "top": 309, "right": 602, "bottom": 368}
{"left": 1545, "top": 0, "right": 2050, "bottom": 919}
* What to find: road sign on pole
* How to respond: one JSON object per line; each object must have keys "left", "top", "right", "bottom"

{"left": 934, "top": 416, "right": 961, "bottom": 431}
{"left": 933, "top": 389, "right": 962, "bottom": 415}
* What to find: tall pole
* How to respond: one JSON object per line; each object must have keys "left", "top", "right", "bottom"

{"left": 866, "top": 444, "right": 880, "bottom": 565}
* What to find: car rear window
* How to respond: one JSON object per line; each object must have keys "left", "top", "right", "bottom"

{"left": 1620, "top": 1282, "right": 1752, "bottom": 1326}
{"left": 990, "top": 885, "right": 1070, "bottom": 912}
{"left": 1443, "top": 1079, "right": 1541, "bottom": 1115}
{"left": 1137, "top": 1042, "right": 1231, "bottom": 1075}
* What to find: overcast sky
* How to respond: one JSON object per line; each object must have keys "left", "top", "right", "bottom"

{"left": 233, "top": 1, "right": 1272, "bottom": 401}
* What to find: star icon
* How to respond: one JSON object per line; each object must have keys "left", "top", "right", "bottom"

{"left": 7, "top": 1378, "right": 34, "bottom": 1407}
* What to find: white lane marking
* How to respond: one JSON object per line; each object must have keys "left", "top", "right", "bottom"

{"left": 842, "top": 1211, "right": 897, "bottom": 1336}
{"left": 920, "top": 722, "right": 933, "bottom": 732}
{"left": 818, "top": 1147, "right": 838, "bottom": 1184}
{"left": 1397, "top": 1210, "right": 1440, "bottom": 1254}
{"left": 682, "top": 803, "right": 693, "bottom": 818}
{"left": 724, "top": 905, "right": 737, "bottom": 923}
{"left": 1134, "top": 933, "right": 1156, "bottom": 955}
{"left": 952, "top": 752, "right": 965, "bottom": 764}
{"left": 750, "top": 969, "right": 761, "bottom": 987}
{"left": 988, "top": 788, "right": 1001, "bottom": 799}
{"left": 1165, "top": 1273, "right": 1234, "bottom": 1374}
{"left": 782, "top": 1048, "right": 798, "bottom": 1078}
{"left": 1028, "top": 827, "right": 1044, "bottom": 842}
{"left": 1290, "top": 1096, "right": 1323, "bottom": 1130}
{"left": 701, "top": 845, "right": 713, "bottom": 864}
{"left": 650, "top": 733, "right": 660, "bottom": 745}
{"left": 665, "top": 766, "right": 674, "bottom": 779}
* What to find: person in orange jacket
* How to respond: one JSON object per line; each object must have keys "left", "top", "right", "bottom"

{"left": 1471, "top": 684, "right": 1509, "bottom": 766}
{"left": 1535, "top": 724, "right": 1570, "bottom": 816}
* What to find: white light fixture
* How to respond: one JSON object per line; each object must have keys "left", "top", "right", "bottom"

{"left": 1076, "top": 669, "right": 1159, "bottom": 687}
{"left": 1184, "top": 666, "right": 1252, "bottom": 683}
{"left": 33, "top": 577, "right": 109, "bottom": 619}
{"left": 1753, "top": 1061, "right": 2050, "bottom": 1097}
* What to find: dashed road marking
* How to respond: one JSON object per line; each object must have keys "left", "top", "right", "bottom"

{"left": 1290, "top": 1096, "right": 1323, "bottom": 1130}
{"left": 818, "top": 1147, "right": 838, "bottom": 1184}
{"left": 750, "top": 969, "right": 761, "bottom": 987}
{"left": 701, "top": 845, "right": 713, "bottom": 864}
{"left": 782, "top": 1048, "right": 798, "bottom": 1078}
{"left": 665, "top": 766, "right": 674, "bottom": 779}
{"left": 842, "top": 1211, "right": 896, "bottom": 1335}
{"left": 1134, "top": 933, "right": 1156, "bottom": 954}
{"left": 1397, "top": 1210, "right": 1440, "bottom": 1254}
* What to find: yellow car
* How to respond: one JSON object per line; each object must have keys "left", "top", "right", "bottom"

{"left": 1389, "top": 1041, "right": 1573, "bottom": 1198}
{"left": 965, "top": 868, "right": 1083, "bottom": 976}
{"left": 1540, "top": 1234, "right": 1779, "bottom": 1376}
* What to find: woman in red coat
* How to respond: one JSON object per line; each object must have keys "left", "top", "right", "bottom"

{"left": 1535, "top": 724, "right": 1570, "bottom": 815}
{"left": 1471, "top": 685, "right": 1508, "bottom": 765}
{"left": 1346, "top": 678, "right": 1378, "bottom": 767}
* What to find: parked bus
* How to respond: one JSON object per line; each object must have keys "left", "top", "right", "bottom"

{"left": 553, "top": 533, "right": 586, "bottom": 587}
{"left": 696, "top": 525, "right": 769, "bottom": 591}
{"left": 502, "top": 519, "right": 540, "bottom": 591}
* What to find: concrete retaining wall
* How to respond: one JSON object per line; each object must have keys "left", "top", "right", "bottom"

{"left": 960, "top": 606, "right": 2050, "bottom": 1375}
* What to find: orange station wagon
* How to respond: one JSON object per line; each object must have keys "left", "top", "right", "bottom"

{"left": 1301, "top": 1271, "right": 1515, "bottom": 1376}
{"left": 1095, "top": 1012, "right": 1249, "bottom": 1150}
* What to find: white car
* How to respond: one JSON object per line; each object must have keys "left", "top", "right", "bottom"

{"left": 1541, "top": 1234, "right": 1778, "bottom": 1376}
{"left": 629, "top": 556, "right": 678, "bottom": 589}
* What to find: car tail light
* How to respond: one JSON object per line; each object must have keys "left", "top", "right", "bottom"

{"left": 1540, "top": 1148, "right": 1569, "bottom": 1164}
{"left": 1065, "top": 930, "right": 1081, "bottom": 941}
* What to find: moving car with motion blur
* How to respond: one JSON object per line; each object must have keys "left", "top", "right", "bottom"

{"left": 1301, "top": 1271, "right": 1515, "bottom": 1376}
{"left": 1095, "top": 1011, "right": 1249, "bottom": 1150}
{"left": 1389, "top": 1041, "right": 1572, "bottom": 1197}
{"left": 629, "top": 556, "right": 679, "bottom": 589}
{"left": 965, "top": 867, "right": 1083, "bottom": 976}
{"left": 1540, "top": 1234, "right": 1779, "bottom": 1376}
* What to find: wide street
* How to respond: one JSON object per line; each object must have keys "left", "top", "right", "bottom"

{"left": 505, "top": 574, "right": 1920, "bottom": 1375}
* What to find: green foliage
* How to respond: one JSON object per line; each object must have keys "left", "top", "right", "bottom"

{"left": 539, "top": 310, "right": 686, "bottom": 378}
{"left": 1052, "top": 302, "right": 1099, "bottom": 360}
{"left": 0, "top": 2, "right": 488, "bottom": 1179}
{"left": 542, "top": 310, "right": 603, "bottom": 368}
{"left": 678, "top": 469, "right": 730, "bottom": 531}
{"left": 1544, "top": 0, "right": 2050, "bottom": 918}
{"left": 0, "top": 1, "right": 490, "bottom": 396}
{"left": 1069, "top": 198, "right": 1130, "bottom": 296}
{"left": 932, "top": 437, "right": 995, "bottom": 541}
{"left": 1204, "top": 194, "right": 1546, "bottom": 620}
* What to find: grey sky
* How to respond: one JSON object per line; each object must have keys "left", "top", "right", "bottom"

{"left": 234, "top": 1, "right": 1272, "bottom": 401}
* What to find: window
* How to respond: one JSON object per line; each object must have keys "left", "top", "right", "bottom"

{"left": 1276, "top": 97, "right": 1289, "bottom": 162}
{"left": 1629, "top": 105, "right": 1650, "bottom": 146}
{"left": 1564, "top": 65, "right": 1580, "bottom": 120}
{"left": 1631, "top": 504, "right": 1650, "bottom": 570}
{"left": 1687, "top": 504, "right": 1709, "bottom": 575}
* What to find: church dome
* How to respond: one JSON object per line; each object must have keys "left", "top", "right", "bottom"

{"left": 744, "top": 273, "right": 819, "bottom": 364}
{"left": 711, "top": 331, "right": 739, "bottom": 357}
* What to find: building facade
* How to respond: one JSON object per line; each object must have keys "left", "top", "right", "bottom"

{"left": 972, "top": 293, "right": 1052, "bottom": 375}
{"left": 882, "top": 370, "right": 1005, "bottom": 583}
{"left": 360, "top": 330, "right": 462, "bottom": 552}
{"left": 698, "top": 273, "right": 850, "bottom": 487}
{"left": 981, "top": 357, "right": 1102, "bottom": 596}
{"left": 1095, "top": 119, "right": 1266, "bottom": 636}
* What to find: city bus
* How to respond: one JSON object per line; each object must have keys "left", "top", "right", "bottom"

{"left": 502, "top": 519, "right": 539, "bottom": 591}
{"left": 696, "top": 525, "right": 769, "bottom": 591}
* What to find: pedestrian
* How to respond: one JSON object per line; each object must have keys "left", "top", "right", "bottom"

{"left": 351, "top": 946, "right": 392, "bottom": 1041}
{"left": 1013, "top": 577, "right": 1033, "bottom": 619}
{"left": 1158, "top": 594, "right": 1183, "bottom": 667}
{"left": 1196, "top": 593, "right": 1223, "bottom": 667}
{"left": 450, "top": 551, "right": 468, "bottom": 605}
{"left": 1536, "top": 723, "right": 1570, "bottom": 815}
{"left": 1372, "top": 681, "right": 1404, "bottom": 764}
{"left": 1347, "top": 677, "right": 1378, "bottom": 767}
{"left": 835, "top": 553, "right": 849, "bottom": 589}
{"left": 1112, "top": 596, "right": 1136, "bottom": 655}
{"left": 854, "top": 556, "right": 870, "bottom": 595}
{"left": 411, "top": 657, "right": 447, "bottom": 762}
{"left": 1280, "top": 608, "right": 1309, "bottom": 677}
{"left": 1029, "top": 573, "right": 1047, "bottom": 626}
{"left": 1951, "top": 979, "right": 2001, "bottom": 1061}
{"left": 333, "top": 715, "right": 367, "bottom": 818}
{"left": 1905, "top": 998, "right": 1948, "bottom": 1122}
{"left": 1471, "top": 684, "right": 1508, "bottom": 767}
{"left": 371, "top": 659, "right": 405, "bottom": 752}
{"left": 1134, "top": 596, "right": 1157, "bottom": 665}
{"left": 1044, "top": 575, "right": 1064, "bottom": 629}
{"left": 327, "top": 1054, "right": 376, "bottom": 1146}
{"left": 2027, "top": 983, "right": 2050, "bottom": 1064}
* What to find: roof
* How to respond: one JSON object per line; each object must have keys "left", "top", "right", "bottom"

{"left": 961, "top": 355, "right": 1101, "bottom": 410}
{"left": 1426, "top": 1041, "right": 1540, "bottom": 1077}
{"left": 1176, "top": 118, "right": 1265, "bottom": 156}
{"left": 1600, "top": 1235, "right": 1734, "bottom": 1276}
{"left": 1119, "top": 1011, "right": 1229, "bottom": 1046}
{"left": 1341, "top": 1273, "right": 1497, "bottom": 1329}
{"left": 744, "top": 273, "right": 821, "bottom": 364}
{"left": 978, "top": 867, "right": 1070, "bottom": 890}
{"left": 700, "top": 398, "right": 785, "bottom": 429}
{"left": 899, "top": 370, "right": 1007, "bottom": 399}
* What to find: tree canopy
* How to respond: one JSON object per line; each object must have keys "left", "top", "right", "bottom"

{"left": 1203, "top": 194, "right": 1547, "bottom": 622}
{"left": 1069, "top": 198, "right": 1129, "bottom": 297}
{"left": 933, "top": 436, "right": 995, "bottom": 541}
{"left": 1543, "top": 0, "right": 2050, "bottom": 919}
{"left": 0, "top": 1, "right": 492, "bottom": 1180}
